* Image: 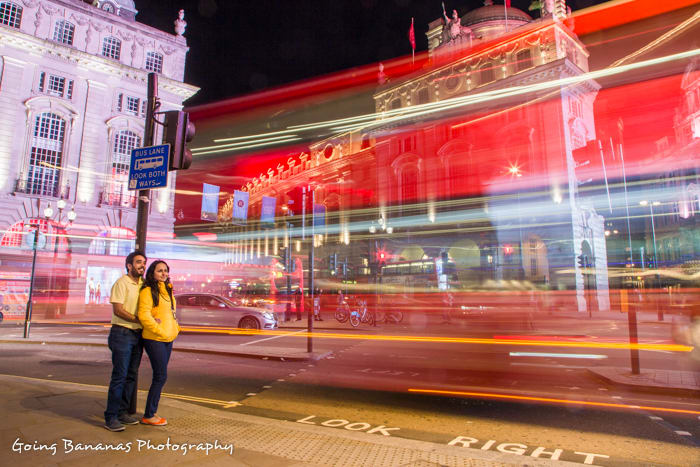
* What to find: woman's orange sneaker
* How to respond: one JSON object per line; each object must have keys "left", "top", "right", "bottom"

{"left": 140, "top": 416, "right": 167, "bottom": 426}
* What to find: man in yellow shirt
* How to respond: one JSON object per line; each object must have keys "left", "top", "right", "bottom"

{"left": 104, "top": 250, "right": 146, "bottom": 432}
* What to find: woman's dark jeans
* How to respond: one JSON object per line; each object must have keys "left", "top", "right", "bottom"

{"left": 143, "top": 339, "right": 173, "bottom": 418}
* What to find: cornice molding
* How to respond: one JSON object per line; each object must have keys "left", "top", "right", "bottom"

{"left": 0, "top": 28, "right": 199, "bottom": 98}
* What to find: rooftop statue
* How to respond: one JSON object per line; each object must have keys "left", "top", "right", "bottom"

{"left": 174, "top": 9, "right": 187, "bottom": 36}
{"left": 442, "top": 4, "right": 473, "bottom": 46}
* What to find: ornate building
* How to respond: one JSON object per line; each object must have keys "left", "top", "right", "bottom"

{"left": 218, "top": 0, "right": 609, "bottom": 312}
{"left": 0, "top": 0, "right": 198, "bottom": 317}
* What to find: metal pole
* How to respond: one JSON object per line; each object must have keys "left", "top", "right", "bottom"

{"left": 618, "top": 141, "right": 640, "bottom": 374}
{"left": 307, "top": 188, "right": 314, "bottom": 353}
{"left": 627, "top": 305, "right": 640, "bottom": 374}
{"left": 649, "top": 203, "right": 662, "bottom": 321}
{"left": 23, "top": 227, "right": 39, "bottom": 338}
{"left": 585, "top": 255, "right": 592, "bottom": 319}
{"left": 130, "top": 72, "right": 157, "bottom": 415}
{"left": 135, "top": 72, "right": 158, "bottom": 252}
{"left": 617, "top": 141, "right": 634, "bottom": 269}
{"left": 286, "top": 222, "right": 292, "bottom": 321}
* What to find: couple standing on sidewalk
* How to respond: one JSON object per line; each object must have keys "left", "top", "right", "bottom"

{"left": 103, "top": 251, "right": 180, "bottom": 432}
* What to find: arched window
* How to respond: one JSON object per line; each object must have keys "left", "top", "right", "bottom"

{"left": 400, "top": 166, "right": 419, "bottom": 203}
{"left": 53, "top": 19, "right": 75, "bottom": 45}
{"left": 101, "top": 36, "right": 121, "bottom": 60}
{"left": 479, "top": 63, "right": 495, "bottom": 85}
{"left": 0, "top": 2, "right": 22, "bottom": 29}
{"left": 515, "top": 49, "right": 533, "bottom": 72}
{"left": 26, "top": 113, "right": 66, "bottom": 197}
{"left": 107, "top": 129, "right": 141, "bottom": 206}
{"left": 448, "top": 160, "right": 469, "bottom": 197}
{"left": 145, "top": 51, "right": 163, "bottom": 73}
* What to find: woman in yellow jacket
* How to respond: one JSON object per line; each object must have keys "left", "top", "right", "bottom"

{"left": 137, "top": 260, "right": 179, "bottom": 426}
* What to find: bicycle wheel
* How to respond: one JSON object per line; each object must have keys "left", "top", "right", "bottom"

{"left": 335, "top": 307, "right": 349, "bottom": 323}
{"left": 367, "top": 310, "right": 375, "bottom": 326}
{"left": 349, "top": 311, "right": 360, "bottom": 327}
{"left": 387, "top": 311, "right": 403, "bottom": 323}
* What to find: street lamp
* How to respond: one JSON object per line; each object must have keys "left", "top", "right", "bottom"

{"left": 44, "top": 199, "right": 77, "bottom": 319}
{"left": 640, "top": 200, "right": 662, "bottom": 320}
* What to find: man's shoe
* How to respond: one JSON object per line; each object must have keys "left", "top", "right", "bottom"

{"left": 118, "top": 414, "right": 140, "bottom": 425}
{"left": 104, "top": 419, "right": 125, "bottom": 432}
{"left": 141, "top": 416, "right": 167, "bottom": 426}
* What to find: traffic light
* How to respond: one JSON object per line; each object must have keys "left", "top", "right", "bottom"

{"left": 164, "top": 110, "right": 195, "bottom": 171}
{"left": 278, "top": 247, "right": 288, "bottom": 268}
{"left": 329, "top": 253, "right": 337, "bottom": 275}
{"left": 577, "top": 254, "right": 586, "bottom": 268}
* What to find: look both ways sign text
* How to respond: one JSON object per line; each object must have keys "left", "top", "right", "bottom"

{"left": 128, "top": 144, "right": 170, "bottom": 190}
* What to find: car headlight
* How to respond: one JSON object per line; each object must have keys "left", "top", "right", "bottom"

{"left": 262, "top": 312, "right": 275, "bottom": 320}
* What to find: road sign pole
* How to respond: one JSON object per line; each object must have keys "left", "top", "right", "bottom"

{"left": 130, "top": 72, "right": 158, "bottom": 416}
{"left": 135, "top": 72, "right": 158, "bottom": 252}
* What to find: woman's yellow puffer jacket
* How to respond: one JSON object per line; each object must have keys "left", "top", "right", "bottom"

{"left": 138, "top": 282, "right": 180, "bottom": 342}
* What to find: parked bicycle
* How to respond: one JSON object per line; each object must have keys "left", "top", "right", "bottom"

{"left": 349, "top": 298, "right": 374, "bottom": 327}
{"left": 335, "top": 299, "right": 350, "bottom": 323}
{"left": 375, "top": 309, "right": 403, "bottom": 324}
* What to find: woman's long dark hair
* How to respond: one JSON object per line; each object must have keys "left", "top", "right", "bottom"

{"left": 141, "top": 260, "right": 174, "bottom": 310}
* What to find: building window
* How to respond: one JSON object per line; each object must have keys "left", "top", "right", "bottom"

{"left": 38, "top": 72, "right": 74, "bottom": 100}
{"left": 0, "top": 2, "right": 22, "bottom": 29}
{"left": 400, "top": 167, "right": 419, "bottom": 203}
{"left": 53, "top": 19, "right": 75, "bottom": 45}
{"left": 102, "top": 36, "right": 121, "bottom": 60}
{"left": 101, "top": 2, "right": 115, "bottom": 13}
{"left": 449, "top": 160, "right": 468, "bottom": 196}
{"left": 112, "top": 130, "right": 140, "bottom": 176}
{"left": 108, "top": 130, "right": 141, "bottom": 206}
{"left": 26, "top": 113, "right": 66, "bottom": 197}
{"left": 515, "top": 49, "right": 533, "bottom": 72}
{"left": 47, "top": 75, "right": 65, "bottom": 97}
{"left": 479, "top": 63, "right": 495, "bottom": 85}
{"left": 145, "top": 51, "right": 163, "bottom": 73}
{"left": 125, "top": 96, "right": 140, "bottom": 115}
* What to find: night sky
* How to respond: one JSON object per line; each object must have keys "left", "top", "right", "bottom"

{"left": 136, "top": 0, "right": 603, "bottom": 107}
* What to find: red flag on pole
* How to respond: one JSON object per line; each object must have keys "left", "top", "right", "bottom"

{"left": 505, "top": 0, "right": 511, "bottom": 6}
{"left": 408, "top": 17, "right": 415, "bottom": 51}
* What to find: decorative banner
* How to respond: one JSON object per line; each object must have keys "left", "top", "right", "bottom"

{"left": 232, "top": 190, "right": 249, "bottom": 222}
{"left": 313, "top": 203, "right": 326, "bottom": 228}
{"left": 260, "top": 196, "right": 277, "bottom": 226}
{"left": 201, "top": 183, "right": 220, "bottom": 221}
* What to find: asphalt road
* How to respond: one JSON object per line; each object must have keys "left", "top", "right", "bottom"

{"left": 0, "top": 321, "right": 698, "bottom": 466}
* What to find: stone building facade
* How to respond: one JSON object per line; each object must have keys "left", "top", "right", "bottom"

{"left": 0, "top": 0, "right": 198, "bottom": 317}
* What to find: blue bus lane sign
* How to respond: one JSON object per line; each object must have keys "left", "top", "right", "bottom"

{"left": 128, "top": 144, "right": 170, "bottom": 190}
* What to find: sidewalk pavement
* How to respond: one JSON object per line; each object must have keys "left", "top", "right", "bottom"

{"left": 0, "top": 321, "right": 698, "bottom": 395}
{"left": 0, "top": 373, "right": 584, "bottom": 467}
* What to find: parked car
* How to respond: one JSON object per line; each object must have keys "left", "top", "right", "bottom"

{"left": 175, "top": 293, "right": 277, "bottom": 330}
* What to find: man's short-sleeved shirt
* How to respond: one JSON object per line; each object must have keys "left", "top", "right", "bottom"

{"left": 110, "top": 274, "right": 143, "bottom": 330}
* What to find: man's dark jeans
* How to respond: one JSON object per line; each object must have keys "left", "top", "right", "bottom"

{"left": 104, "top": 325, "right": 143, "bottom": 423}
{"left": 143, "top": 339, "right": 173, "bottom": 418}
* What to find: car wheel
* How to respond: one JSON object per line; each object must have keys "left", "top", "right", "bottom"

{"left": 239, "top": 316, "right": 260, "bottom": 330}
